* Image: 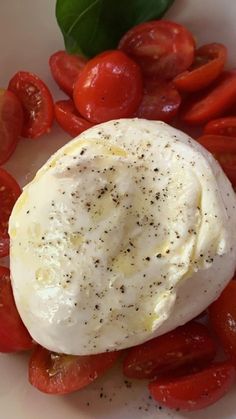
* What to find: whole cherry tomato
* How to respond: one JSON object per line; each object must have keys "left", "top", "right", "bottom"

{"left": 29, "top": 345, "right": 120, "bottom": 394}
{"left": 73, "top": 50, "right": 143, "bottom": 123}
{"left": 149, "top": 361, "right": 235, "bottom": 411}
{"left": 8, "top": 71, "right": 54, "bottom": 139}
{"left": 0, "top": 168, "right": 21, "bottom": 258}
{"left": 54, "top": 99, "right": 94, "bottom": 137}
{"left": 174, "top": 43, "right": 227, "bottom": 92}
{"left": 119, "top": 20, "right": 195, "bottom": 79}
{"left": 0, "top": 89, "right": 23, "bottom": 165}
{"left": 49, "top": 50, "right": 87, "bottom": 97}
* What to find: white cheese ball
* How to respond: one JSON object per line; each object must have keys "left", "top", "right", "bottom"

{"left": 9, "top": 119, "right": 236, "bottom": 355}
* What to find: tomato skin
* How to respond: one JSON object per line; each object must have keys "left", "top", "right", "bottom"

{"left": 73, "top": 50, "right": 143, "bottom": 123}
{"left": 0, "top": 89, "right": 23, "bottom": 165}
{"left": 8, "top": 71, "right": 54, "bottom": 139}
{"left": 0, "top": 266, "right": 34, "bottom": 352}
{"left": 123, "top": 321, "right": 216, "bottom": 380}
{"left": 119, "top": 20, "right": 195, "bottom": 79}
{"left": 209, "top": 280, "right": 236, "bottom": 364}
{"left": 204, "top": 117, "right": 236, "bottom": 137}
{"left": 49, "top": 51, "right": 87, "bottom": 97}
{"left": 149, "top": 361, "right": 236, "bottom": 411}
{"left": 29, "top": 345, "right": 120, "bottom": 394}
{"left": 54, "top": 100, "right": 94, "bottom": 137}
{"left": 0, "top": 168, "right": 21, "bottom": 258}
{"left": 182, "top": 71, "right": 236, "bottom": 125}
{"left": 136, "top": 78, "right": 181, "bottom": 122}
{"left": 174, "top": 43, "right": 227, "bottom": 92}
{"left": 197, "top": 134, "right": 236, "bottom": 185}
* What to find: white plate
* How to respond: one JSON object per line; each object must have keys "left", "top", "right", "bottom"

{"left": 1, "top": 0, "right": 236, "bottom": 418}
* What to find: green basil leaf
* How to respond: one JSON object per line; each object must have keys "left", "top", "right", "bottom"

{"left": 56, "top": 0, "right": 175, "bottom": 57}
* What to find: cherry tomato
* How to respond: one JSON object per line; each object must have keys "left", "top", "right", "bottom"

{"left": 136, "top": 78, "right": 181, "bottom": 122}
{"left": 8, "top": 71, "right": 54, "bottom": 139}
{"left": 73, "top": 50, "right": 143, "bottom": 123}
{"left": 182, "top": 71, "right": 236, "bottom": 125}
{"left": 29, "top": 345, "right": 120, "bottom": 394}
{"left": 123, "top": 321, "right": 216, "bottom": 380}
{"left": 0, "top": 89, "right": 23, "bottom": 165}
{"left": 119, "top": 20, "right": 195, "bottom": 79}
{"left": 197, "top": 134, "right": 236, "bottom": 185}
{"left": 149, "top": 361, "right": 235, "bottom": 411}
{"left": 0, "top": 266, "right": 33, "bottom": 352}
{"left": 0, "top": 168, "right": 21, "bottom": 258}
{"left": 174, "top": 43, "right": 227, "bottom": 92}
{"left": 204, "top": 117, "right": 236, "bottom": 137}
{"left": 209, "top": 280, "right": 236, "bottom": 364}
{"left": 54, "top": 99, "right": 94, "bottom": 137}
{"left": 49, "top": 50, "right": 87, "bottom": 97}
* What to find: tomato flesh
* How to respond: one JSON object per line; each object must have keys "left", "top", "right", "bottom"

{"left": 174, "top": 43, "right": 227, "bottom": 92}
{"left": 119, "top": 20, "right": 195, "bottom": 79}
{"left": 182, "top": 71, "right": 236, "bottom": 125}
{"left": 0, "top": 266, "right": 33, "bottom": 352}
{"left": 29, "top": 345, "right": 120, "bottom": 394}
{"left": 123, "top": 321, "right": 216, "bottom": 379}
{"left": 49, "top": 50, "right": 87, "bottom": 97}
{"left": 0, "top": 168, "right": 21, "bottom": 257}
{"left": 73, "top": 50, "right": 143, "bottom": 123}
{"left": 136, "top": 78, "right": 181, "bottom": 122}
{"left": 0, "top": 89, "right": 23, "bottom": 165}
{"left": 54, "top": 99, "right": 94, "bottom": 137}
{"left": 149, "top": 361, "right": 235, "bottom": 411}
{"left": 209, "top": 280, "right": 236, "bottom": 364}
{"left": 8, "top": 71, "right": 54, "bottom": 139}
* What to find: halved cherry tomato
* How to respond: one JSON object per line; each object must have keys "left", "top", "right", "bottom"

{"left": 54, "top": 100, "right": 94, "bottom": 137}
{"left": 136, "top": 78, "right": 181, "bottom": 122}
{"left": 204, "top": 117, "right": 236, "bottom": 137}
{"left": 119, "top": 20, "right": 195, "bottom": 79}
{"left": 49, "top": 51, "right": 87, "bottom": 97}
{"left": 182, "top": 71, "right": 236, "bottom": 125}
{"left": 8, "top": 71, "right": 54, "bottom": 139}
{"left": 73, "top": 50, "right": 143, "bottom": 123}
{"left": 174, "top": 43, "right": 227, "bottom": 92}
{"left": 209, "top": 280, "right": 236, "bottom": 364}
{"left": 197, "top": 134, "right": 236, "bottom": 185}
{"left": 29, "top": 345, "right": 120, "bottom": 394}
{"left": 0, "top": 168, "right": 21, "bottom": 258}
{"left": 149, "top": 361, "right": 235, "bottom": 411}
{"left": 123, "top": 321, "right": 216, "bottom": 379}
{"left": 0, "top": 266, "right": 33, "bottom": 352}
{"left": 0, "top": 89, "right": 23, "bottom": 165}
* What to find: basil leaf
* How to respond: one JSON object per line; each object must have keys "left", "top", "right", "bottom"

{"left": 56, "top": 0, "right": 175, "bottom": 57}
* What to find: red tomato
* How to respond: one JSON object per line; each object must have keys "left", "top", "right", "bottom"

{"left": 119, "top": 20, "right": 195, "bottom": 79}
{"left": 8, "top": 71, "right": 54, "bottom": 139}
{"left": 204, "top": 117, "right": 236, "bottom": 137}
{"left": 136, "top": 78, "right": 181, "bottom": 122}
{"left": 54, "top": 100, "right": 94, "bottom": 137}
{"left": 49, "top": 51, "right": 87, "bottom": 97}
{"left": 149, "top": 361, "right": 235, "bottom": 411}
{"left": 123, "top": 321, "right": 216, "bottom": 379}
{"left": 0, "top": 168, "right": 21, "bottom": 258}
{"left": 29, "top": 345, "right": 120, "bottom": 394}
{"left": 197, "top": 134, "right": 236, "bottom": 185}
{"left": 182, "top": 71, "right": 236, "bottom": 125}
{"left": 174, "top": 43, "right": 227, "bottom": 92}
{"left": 209, "top": 280, "right": 236, "bottom": 364}
{"left": 0, "top": 89, "right": 23, "bottom": 165}
{"left": 0, "top": 266, "right": 33, "bottom": 352}
{"left": 73, "top": 50, "right": 143, "bottom": 123}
